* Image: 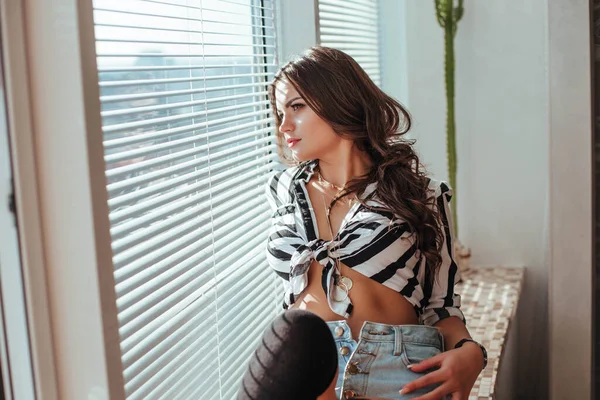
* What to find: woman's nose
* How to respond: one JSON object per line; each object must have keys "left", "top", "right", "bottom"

{"left": 279, "top": 114, "right": 293, "bottom": 134}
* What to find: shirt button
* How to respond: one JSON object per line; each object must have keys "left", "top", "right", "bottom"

{"left": 343, "top": 389, "right": 357, "bottom": 399}
{"left": 334, "top": 326, "right": 344, "bottom": 337}
{"left": 340, "top": 346, "right": 350, "bottom": 356}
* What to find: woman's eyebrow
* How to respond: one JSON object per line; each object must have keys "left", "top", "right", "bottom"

{"left": 275, "top": 96, "right": 303, "bottom": 115}
{"left": 285, "top": 96, "right": 303, "bottom": 108}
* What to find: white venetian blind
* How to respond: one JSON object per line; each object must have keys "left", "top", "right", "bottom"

{"left": 317, "top": 0, "right": 382, "bottom": 86}
{"left": 92, "top": 0, "right": 281, "bottom": 398}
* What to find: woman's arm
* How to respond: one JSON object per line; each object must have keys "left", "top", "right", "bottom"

{"left": 436, "top": 315, "right": 469, "bottom": 349}
{"left": 419, "top": 181, "right": 465, "bottom": 327}
{"left": 399, "top": 183, "right": 485, "bottom": 399}
{"left": 434, "top": 316, "right": 485, "bottom": 368}
{"left": 398, "top": 315, "right": 485, "bottom": 400}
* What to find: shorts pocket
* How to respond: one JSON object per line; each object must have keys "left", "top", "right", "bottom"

{"left": 400, "top": 342, "right": 442, "bottom": 368}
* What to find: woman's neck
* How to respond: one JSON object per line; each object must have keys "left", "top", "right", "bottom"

{"left": 317, "top": 143, "right": 372, "bottom": 188}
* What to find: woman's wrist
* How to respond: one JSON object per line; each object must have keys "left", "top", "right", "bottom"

{"left": 454, "top": 339, "right": 488, "bottom": 370}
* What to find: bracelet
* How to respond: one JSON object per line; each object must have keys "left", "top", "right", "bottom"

{"left": 454, "top": 338, "right": 488, "bottom": 370}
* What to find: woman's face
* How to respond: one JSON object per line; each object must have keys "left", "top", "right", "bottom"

{"left": 274, "top": 78, "right": 343, "bottom": 162}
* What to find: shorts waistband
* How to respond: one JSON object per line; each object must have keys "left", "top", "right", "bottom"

{"left": 326, "top": 320, "right": 444, "bottom": 349}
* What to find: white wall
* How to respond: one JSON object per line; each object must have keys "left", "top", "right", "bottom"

{"left": 547, "top": 1, "right": 592, "bottom": 398}
{"left": 380, "top": 0, "right": 409, "bottom": 107}
{"left": 400, "top": 2, "right": 551, "bottom": 399}
{"left": 404, "top": 1, "right": 550, "bottom": 269}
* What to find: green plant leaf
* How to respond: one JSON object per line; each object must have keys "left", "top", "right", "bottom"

{"left": 434, "top": 0, "right": 448, "bottom": 27}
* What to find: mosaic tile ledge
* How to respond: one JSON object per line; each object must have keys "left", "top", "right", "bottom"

{"left": 456, "top": 267, "right": 525, "bottom": 400}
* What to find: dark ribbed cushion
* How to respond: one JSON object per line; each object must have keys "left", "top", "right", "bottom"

{"left": 237, "top": 309, "right": 337, "bottom": 400}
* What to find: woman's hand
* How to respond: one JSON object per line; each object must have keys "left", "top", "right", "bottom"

{"left": 398, "top": 343, "right": 484, "bottom": 400}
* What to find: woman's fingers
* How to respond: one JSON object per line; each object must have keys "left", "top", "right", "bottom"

{"left": 451, "top": 392, "right": 462, "bottom": 400}
{"left": 403, "top": 383, "right": 454, "bottom": 400}
{"left": 405, "top": 354, "right": 444, "bottom": 373}
{"left": 399, "top": 369, "right": 446, "bottom": 395}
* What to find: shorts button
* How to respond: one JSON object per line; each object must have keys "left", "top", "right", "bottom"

{"left": 343, "top": 389, "right": 357, "bottom": 399}
{"left": 334, "top": 326, "right": 344, "bottom": 337}
{"left": 340, "top": 346, "right": 350, "bottom": 356}
{"left": 346, "top": 363, "right": 359, "bottom": 375}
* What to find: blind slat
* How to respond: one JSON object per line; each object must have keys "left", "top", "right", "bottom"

{"left": 103, "top": 102, "right": 269, "bottom": 138}
{"left": 101, "top": 90, "right": 268, "bottom": 120}
{"left": 97, "top": 39, "right": 275, "bottom": 50}
{"left": 100, "top": 81, "right": 271, "bottom": 105}
{"left": 96, "top": 21, "right": 274, "bottom": 40}
{"left": 99, "top": 72, "right": 273, "bottom": 89}
{"left": 98, "top": 62, "right": 274, "bottom": 73}
{"left": 319, "top": 5, "right": 377, "bottom": 22}
{"left": 319, "top": 35, "right": 378, "bottom": 44}
{"left": 319, "top": 0, "right": 374, "bottom": 11}
{"left": 319, "top": 11, "right": 377, "bottom": 26}
{"left": 94, "top": 7, "right": 273, "bottom": 28}
{"left": 319, "top": 19, "right": 377, "bottom": 33}
{"left": 320, "top": 27, "right": 378, "bottom": 37}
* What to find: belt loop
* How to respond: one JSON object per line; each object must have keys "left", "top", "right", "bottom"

{"left": 393, "top": 326, "right": 402, "bottom": 356}
{"left": 438, "top": 330, "right": 445, "bottom": 352}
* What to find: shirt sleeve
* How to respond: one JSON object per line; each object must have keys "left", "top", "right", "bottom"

{"left": 264, "top": 170, "right": 295, "bottom": 282}
{"left": 419, "top": 181, "right": 467, "bottom": 326}
{"left": 265, "top": 172, "right": 279, "bottom": 212}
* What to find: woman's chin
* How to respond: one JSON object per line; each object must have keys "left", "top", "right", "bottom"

{"left": 290, "top": 149, "right": 312, "bottom": 162}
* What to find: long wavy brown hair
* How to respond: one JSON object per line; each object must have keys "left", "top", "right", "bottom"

{"left": 268, "top": 46, "right": 446, "bottom": 277}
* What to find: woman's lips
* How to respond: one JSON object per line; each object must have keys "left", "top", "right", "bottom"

{"left": 286, "top": 138, "right": 301, "bottom": 148}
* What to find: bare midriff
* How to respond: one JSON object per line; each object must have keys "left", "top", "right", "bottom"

{"left": 289, "top": 260, "right": 419, "bottom": 340}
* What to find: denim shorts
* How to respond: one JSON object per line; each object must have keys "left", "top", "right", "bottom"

{"left": 326, "top": 320, "right": 448, "bottom": 400}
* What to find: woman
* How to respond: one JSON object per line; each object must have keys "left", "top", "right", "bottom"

{"left": 264, "top": 47, "right": 486, "bottom": 400}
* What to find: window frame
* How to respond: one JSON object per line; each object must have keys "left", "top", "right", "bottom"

{"left": 8, "top": 0, "right": 126, "bottom": 397}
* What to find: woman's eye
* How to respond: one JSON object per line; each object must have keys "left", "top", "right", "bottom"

{"left": 291, "top": 104, "right": 304, "bottom": 111}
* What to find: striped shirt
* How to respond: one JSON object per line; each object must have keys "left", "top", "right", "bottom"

{"left": 265, "top": 160, "right": 465, "bottom": 326}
